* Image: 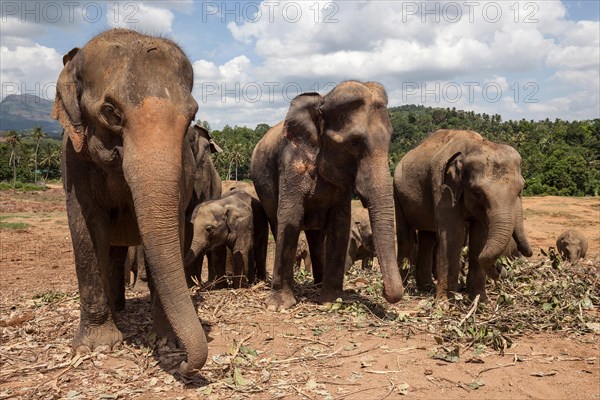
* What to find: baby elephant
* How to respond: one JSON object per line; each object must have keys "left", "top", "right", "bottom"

{"left": 294, "top": 232, "right": 312, "bottom": 272}
{"left": 345, "top": 208, "right": 376, "bottom": 272}
{"left": 556, "top": 229, "right": 588, "bottom": 263}
{"left": 185, "top": 191, "right": 259, "bottom": 288}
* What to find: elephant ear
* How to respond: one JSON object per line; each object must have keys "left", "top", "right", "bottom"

{"left": 193, "top": 124, "right": 223, "bottom": 154}
{"left": 52, "top": 47, "right": 86, "bottom": 153}
{"left": 443, "top": 152, "right": 464, "bottom": 207}
{"left": 283, "top": 92, "right": 323, "bottom": 160}
{"left": 224, "top": 204, "right": 250, "bottom": 233}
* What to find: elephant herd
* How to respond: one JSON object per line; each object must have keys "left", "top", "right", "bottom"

{"left": 52, "top": 29, "right": 589, "bottom": 375}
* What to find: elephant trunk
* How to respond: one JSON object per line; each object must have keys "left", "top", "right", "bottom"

{"left": 184, "top": 234, "right": 207, "bottom": 267}
{"left": 512, "top": 197, "right": 533, "bottom": 257}
{"left": 479, "top": 211, "right": 514, "bottom": 278}
{"left": 356, "top": 153, "right": 403, "bottom": 303}
{"left": 123, "top": 104, "right": 207, "bottom": 375}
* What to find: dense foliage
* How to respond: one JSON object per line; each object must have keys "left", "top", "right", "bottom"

{"left": 2, "top": 106, "right": 598, "bottom": 196}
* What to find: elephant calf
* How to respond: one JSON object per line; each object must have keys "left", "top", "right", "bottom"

{"left": 185, "top": 190, "right": 266, "bottom": 288}
{"left": 345, "top": 208, "right": 376, "bottom": 272}
{"left": 556, "top": 229, "right": 587, "bottom": 263}
{"left": 294, "top": 232, "right": 312, "bottom": 272}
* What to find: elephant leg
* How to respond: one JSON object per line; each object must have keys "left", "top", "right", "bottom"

{"left": 136, "top": 246, "right": 147, "bottom": 282}
{"left": 435, "top": 226, "right": 464, "bottom": 303}
{"left": 361, "top": 257, "right": 372, "bottom": 270}
{"left": 267, "top": 197, "right": 304, "bottom": 311}
{"left": 107, "top": 246, "right": 127, "bottom": 312}
{"left": 305, "top": 229, "right": 325, "bottom": 284}
{"left": 231, "top": 244, "right": 251, "bottom": 289}
{"left": 253, "top": 208, "right": 269, "bottom": 281}
{"left": 67, "top": 199, "right": 123, "bottom": 353}
{"left": 208, "top": 246, "right": 228, "bottom": 289}
{"left": 320, "top": 199, "right": 351, "bottom": 304}
{"left": 303, "top": 251, "right": 312, "bottom": 272}
{"left": 467, "top": 221, "right": 488, "bottom": 302}
{"left": 416, "top": 231, "right": 436, "bottom": 293}
{"left": 394, "top": 201, "right": 414, "bottom": 282}
{"left": 123, "top": 246, "right": 135, "bottom": 288}
{"left": 344, "top": 238, "right": 358, "bottom": 273}
{"left": 184, "top": 253, "right": 202, "bottom": 288}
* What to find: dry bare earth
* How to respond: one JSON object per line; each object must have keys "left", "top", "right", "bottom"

{"left": 1, "top": 188, "right": 599, "bottom": 400}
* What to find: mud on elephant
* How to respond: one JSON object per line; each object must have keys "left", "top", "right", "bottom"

{"left": 394, "top": 130, "right": 532, "bottom": 303}
{"left": 53, "top": 29, "right": 207, "bottom": 374}
{"left": 250, "top": 80, "right": 404, "bottom": 311}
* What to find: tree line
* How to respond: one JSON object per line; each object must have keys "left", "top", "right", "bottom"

{"left": 2, "top": 106, "right": 599, "bottom": 196}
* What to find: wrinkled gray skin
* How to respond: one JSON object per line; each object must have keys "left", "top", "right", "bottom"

{"left": 294, "top": 232, "right": 312, "bottom": 272}
{"left": 184, "top": 191, "right": 258, "bottom": 288}
{"left": 124, "top": 125, "right": 222, "bottom": 289}
{"left": 556, "top": 229, "right": 588, "bottom": 263}
{"left": 251, "top": 81, "right": 404, "bottom": 311}
{"left": 54, "top": 29, "right": 207, "bottom": 374}
{"left": 345, "top": 207, "right": 375, "bottom": 272}
{"left": 220, "top": 180, "right": 269, "bottom": 283}
{"left": 394, "top": 130, "right": 533, "bottom": 303}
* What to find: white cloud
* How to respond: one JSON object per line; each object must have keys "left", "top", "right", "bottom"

{"left": 107, "top": 2, "right": 175, "bottom": 34}
{"left": 194, "top": 0, "right": 599, "bottom": 127}
{"left": 1, "top": 44, "right": 62, "bottom": 100}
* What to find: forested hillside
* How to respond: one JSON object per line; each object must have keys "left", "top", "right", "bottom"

{"left": 2, "top": 106, "right": 599, "bottom": 196}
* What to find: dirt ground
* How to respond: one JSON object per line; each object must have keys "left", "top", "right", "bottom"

{"left": 0, "top": 187, "right": 598, "bottom": 399}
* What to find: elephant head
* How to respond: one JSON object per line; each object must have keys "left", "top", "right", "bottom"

{"left": 52, "top": 30, "right": 206, "bottom": 373}
{"left": 556, "top": 230, "right": 587, "bottom": 263}
{"left": 184, "top": 193, "right": 252, "bottom": 266}
{"left": 443, "top": 144, "right": 533, "bottom": 278}
{"left": 283, "top": 81, "right": 403, "bottom": 302}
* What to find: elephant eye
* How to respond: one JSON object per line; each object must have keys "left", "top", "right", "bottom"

{"left": 101, "top": 102, "right": 123, "bottom": 130}
{"left": 205, "top": 226, "right": 214, "bottom": 233}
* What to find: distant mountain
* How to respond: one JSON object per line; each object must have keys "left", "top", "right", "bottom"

{"left": 0, "top": 94, "right": 62, "bottom": 137}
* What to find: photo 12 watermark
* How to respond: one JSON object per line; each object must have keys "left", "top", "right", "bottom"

{"left": 1, "top": 1, "right": 140, "bottom": 24}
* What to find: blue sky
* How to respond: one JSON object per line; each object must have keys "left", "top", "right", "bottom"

{"left": 1, "top": 1, "right": 599, "bottom": 129}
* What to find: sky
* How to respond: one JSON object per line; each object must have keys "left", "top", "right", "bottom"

{"left": 1, "top": 0, "right": 599, "bottom": 129}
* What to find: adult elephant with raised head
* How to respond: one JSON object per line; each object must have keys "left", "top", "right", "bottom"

{"left": 250, "top": 81, "right": 404, "bottom": 311}
{"left": 53, "top": 29, "right": 207, "bottom": 374}
{"left": 394, "top": 130, "right": 533, "bottom": 303}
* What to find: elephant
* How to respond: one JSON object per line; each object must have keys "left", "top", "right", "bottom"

{"left": 393, "top": 129, "right": 533, "bottom": 303}
{"left": 184, "top": 190, "right": 262, "bottom": 288}
{"left": 250, "top": 80, "right": 405, "bottom": 311}
{"left": 556, "top": 229, "right": 588, "bottom": 263}
{"left": 183, "top": 123, "right": 223, "bottom": 287}
{"left": 220, "top": 180, "right": 269, "bottom": 282}
{"left": 345, "top": 207, "right": 375, "bottom": 272}
{"left": 294, "top": 232, "right": 312, "bottom": 272}
{"left": 52, "top": 29, "right": 207, "bottom": 374}
{"left": 124, "top": 123, "right": 223, "bottom": 289}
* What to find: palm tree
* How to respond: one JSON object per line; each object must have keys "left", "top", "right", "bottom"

{"left": 31, "top": 125, "right": 46, "bottom": 185}
{"left": 4, "top": 130, "right": 21, "bottom": 192}
{"left": 39, "top": 144, "right": 61, "bottom": 181}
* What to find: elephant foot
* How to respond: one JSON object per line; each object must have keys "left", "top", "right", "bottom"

{"left": 266, "top": 289, "right": 297, "bottom": 311}
{"left": 468, "top": 289, "right": 488, "bottom": 303}
{"left": 417, "top": 283, "right": 435, "bottom": 294}
{"left": 318, "top": 289, "right": 345, "bottom": 306}
{"left": 232, "top": 277, "right": 249, "bottom": 289}
{"left": 74, "top": 320, "right": 123, "bottom": 354}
